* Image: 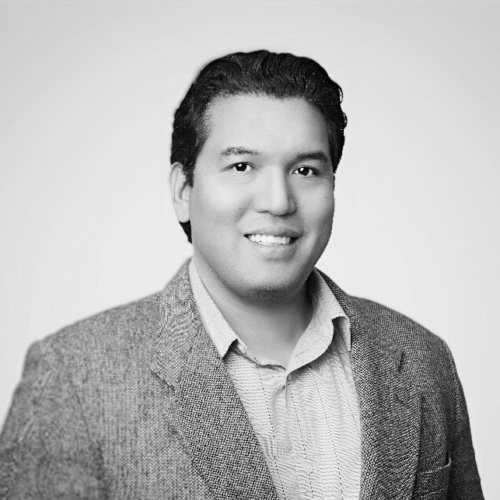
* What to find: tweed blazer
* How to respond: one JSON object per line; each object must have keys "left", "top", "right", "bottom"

{"left": 0, "top": 262, "right": 483, "bottom": 499}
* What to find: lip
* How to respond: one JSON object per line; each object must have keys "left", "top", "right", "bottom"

{"left": 244, "top": 227, "right": 301, "bottom": 239}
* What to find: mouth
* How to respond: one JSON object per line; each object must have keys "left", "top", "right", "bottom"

{"left": 245, "top": 234, "right": 298, "bottom": 246}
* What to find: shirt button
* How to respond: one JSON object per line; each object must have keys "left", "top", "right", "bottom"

{"left": 304, "top": 462, "right": 314, "bottom": 475}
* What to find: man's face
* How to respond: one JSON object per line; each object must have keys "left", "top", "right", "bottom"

{"left": 179, "top": 94, "right": 335, "bottom": 301}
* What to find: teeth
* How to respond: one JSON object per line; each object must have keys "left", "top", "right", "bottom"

{"left": 248, "top": 234, "right": 292, "bottom": 245}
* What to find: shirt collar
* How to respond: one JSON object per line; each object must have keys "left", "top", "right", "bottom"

{"left": 307, "top": 267, "right": 351, "bottom": 352}
{"left": 188, "top": 259, "right": 351, "bottom": 360}
{"left": 189, "top": 259, "right": 237, "bottom": 358}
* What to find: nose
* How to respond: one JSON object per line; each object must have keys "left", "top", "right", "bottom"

{"left": 253, "top": 168, "right": 296, "bottom": 216}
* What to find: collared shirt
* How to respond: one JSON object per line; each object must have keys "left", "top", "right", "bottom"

{"left": 189, "top": 260, "right": 361, "bottom": 500}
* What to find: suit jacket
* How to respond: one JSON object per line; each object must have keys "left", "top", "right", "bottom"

{"left": 0, "top": 262, "right": 483, "bottom": 499}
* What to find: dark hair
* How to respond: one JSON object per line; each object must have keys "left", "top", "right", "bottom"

{"left": 171, "top": 50, "right": 347, "bottom": 242}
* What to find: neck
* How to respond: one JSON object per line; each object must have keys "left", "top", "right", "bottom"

{"left": 193, "top": 257, "right": 313, "bottom": 367}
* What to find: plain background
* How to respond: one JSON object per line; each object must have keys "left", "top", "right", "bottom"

{"left": 1, "top": 0, "right": 498, "bottom": 496}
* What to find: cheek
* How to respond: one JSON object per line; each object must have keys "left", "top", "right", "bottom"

{"left": 189, "top": 181, "right": 246, "bottom": 231}
{"left": 305, "top": 191, "right": 335, "bottom": 234}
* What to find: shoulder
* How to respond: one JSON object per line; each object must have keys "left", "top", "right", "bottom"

{"left": 351, "top": 294, "right": 450, "bottom": 353}
{"left": 43, "top": 291, "right": 161, "bottom": 356}
{"left": 21, "top": 291, "right": 163, "bottom": 394}
{"left": 318, "top": 270, "right": 455, "bottom": 373}
{"left": 348, "top": 295, "right": 460, "bottom": 394}
{"left": 27, "top": 262, "right": 192, "bottom": 380}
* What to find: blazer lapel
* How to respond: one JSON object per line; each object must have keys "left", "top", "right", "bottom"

{"left": 150, "top": 262, "right": 277, "bottom": 500}
{"left": 322, "top": 274, "right": 422, "bottom": 500}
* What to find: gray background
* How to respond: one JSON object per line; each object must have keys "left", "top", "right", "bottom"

{"left": 1, "top": 1, "right": 498, "bottom": 497}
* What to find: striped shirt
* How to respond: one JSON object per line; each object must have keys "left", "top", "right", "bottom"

{"left": 189, "top": 260, "right": 361, "bottom": 500}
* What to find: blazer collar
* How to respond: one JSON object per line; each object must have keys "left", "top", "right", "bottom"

{"left": 320, "top": 271, "right": 422, "bottom": 500}
{"left": 151, "top": 263, "right": 421, "bottom": 500}
{"left": 150, "top": 261, "right": 278, "bottom": 500}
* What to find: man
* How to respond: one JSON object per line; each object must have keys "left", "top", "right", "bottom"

{"left": 0, "top": 50, "right": 483, "bottom": 499}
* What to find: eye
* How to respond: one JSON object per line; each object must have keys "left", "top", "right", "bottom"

{"left": 230, "top": 162, "right": 252, "bottom": 173}
{"left": 294, "top": 166, "right": 316, "bottom": 177}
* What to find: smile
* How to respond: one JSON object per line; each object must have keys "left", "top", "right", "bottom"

{"left": 246, "top": 234, "right": 295, "bottom": 246}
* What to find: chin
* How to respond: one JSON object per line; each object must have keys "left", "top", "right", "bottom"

{"left": 246, "top": 287, "right": 292, "bottom": 304}
{"left": 241, "top": 273, "right": 307, "bottom": 303}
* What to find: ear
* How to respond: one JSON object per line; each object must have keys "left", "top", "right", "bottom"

{"left": 169, "top": 162, "right": 191, "bottom": 223}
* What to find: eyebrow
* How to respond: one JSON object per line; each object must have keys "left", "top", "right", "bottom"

{"left": 219, "top": 147, "right": 331, "bottom": 164}
{"left": 294, "top": 151, "right": 331, "bottom": 164}
{"left": 220, "top": 146, "right": 260, "bottom": 157}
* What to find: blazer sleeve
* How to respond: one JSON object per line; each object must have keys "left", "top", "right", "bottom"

{"left": 0, "top": 340, "right": 106, "bottom": 499}
{"left": 444, "top": 344, "right": 484, "bottom": 500}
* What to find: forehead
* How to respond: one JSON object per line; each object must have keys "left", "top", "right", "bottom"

{"left": 202, "top": 95, "right": 330, "bottom": 157}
